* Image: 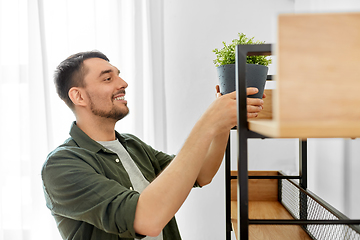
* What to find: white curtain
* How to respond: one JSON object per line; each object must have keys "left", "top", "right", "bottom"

{"left": 0, "top": 0, "right": 166, "bottom": 239}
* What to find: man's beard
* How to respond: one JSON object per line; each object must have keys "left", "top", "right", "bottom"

{"left": 88, "top": 94, "right": 129, "bottom": 121}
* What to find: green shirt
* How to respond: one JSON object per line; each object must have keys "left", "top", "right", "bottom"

{"left": 42, "top": 122, "right": 181, "bottom": 240}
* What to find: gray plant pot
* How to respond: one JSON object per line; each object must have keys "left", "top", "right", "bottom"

{"left": 216, "top": 63, "right": 268, "bottom": 99}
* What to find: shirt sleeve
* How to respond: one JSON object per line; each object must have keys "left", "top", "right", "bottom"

{"left": 42, "top": 147, "right": 145, "bottom": 239}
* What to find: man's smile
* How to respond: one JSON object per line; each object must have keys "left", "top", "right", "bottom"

{"left": 114, "top": 96, "right": 125, "bottom": 101}
{"left": 113, "top": 90, "right": 126, "bottom": 102}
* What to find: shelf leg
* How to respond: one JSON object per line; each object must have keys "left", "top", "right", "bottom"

{"left": 299, "top": 140, "right": 308, "bottom": 189}
{"left": 225, "top": 134, "right": 232, "bottom": 240}
{"left": 237, "top": 133, "right": 249, "bottom": 240}
{"left": 299, "top": 140, "right": 308, "bottom": 232}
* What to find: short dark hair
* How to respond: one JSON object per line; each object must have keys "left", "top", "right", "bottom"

{"left": 54, "top": 50, "right": 109, "bottom": 110}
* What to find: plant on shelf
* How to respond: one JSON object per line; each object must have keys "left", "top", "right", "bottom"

{"left": 213, "top": 33, "right": 272, "bottom": 67}
{"left": 212, "top": 33, "right": 271, "bottom": 98}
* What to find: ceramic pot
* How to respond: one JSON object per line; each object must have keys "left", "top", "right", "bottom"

{"left": 216, "top": 63, "right": 268, "bottom": 99}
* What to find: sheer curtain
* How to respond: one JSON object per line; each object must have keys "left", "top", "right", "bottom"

{"left": 0, "top": 0, "right": 166, "bottom": 239}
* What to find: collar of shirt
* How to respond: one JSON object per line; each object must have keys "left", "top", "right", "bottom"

{"left": 69, "top": 121, "right": 127, "bottom": 153}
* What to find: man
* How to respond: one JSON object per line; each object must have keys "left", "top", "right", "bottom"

{"left": 42, "top": 51, "right": 264, "bottom": 240}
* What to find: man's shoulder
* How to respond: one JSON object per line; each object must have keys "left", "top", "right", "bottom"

{"left": 47, "top": 137, "right": 79, "bottom": 158}
{"left": 44, "top": 137, "right": 96, "bottom": 169}
{"left": 42, "top": 137, "right": 104, "bottom": 178}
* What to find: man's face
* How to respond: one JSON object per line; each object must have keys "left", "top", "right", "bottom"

{"left": 82, "top": 58, "right": 129, "bottom": 121}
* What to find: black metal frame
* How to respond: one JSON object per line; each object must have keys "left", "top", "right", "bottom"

{"left": 224, "top": 43, "right": 360, "bottom": 240}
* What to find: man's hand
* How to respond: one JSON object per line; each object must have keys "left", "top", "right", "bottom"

{"left": 246, "top": 87, "right": 264, "bottom": 118}
{"left": 215, "top": 85, "right": 264, "bottom": 119}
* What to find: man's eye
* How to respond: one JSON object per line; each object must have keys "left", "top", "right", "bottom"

{"left": 105, "top": 77, "right": 111, "bottom": 81}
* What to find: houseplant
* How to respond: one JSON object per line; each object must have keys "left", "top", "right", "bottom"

{"left": 213, "top": 33, "right": 271, "bottom": 98}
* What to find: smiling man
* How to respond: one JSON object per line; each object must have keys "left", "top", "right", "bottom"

{"left": 42, "top": 51, "right": 264, "bottom": 240}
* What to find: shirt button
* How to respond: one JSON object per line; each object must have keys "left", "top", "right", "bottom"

{"left": 115, "top": 158, "right": 120, "bottom": 163}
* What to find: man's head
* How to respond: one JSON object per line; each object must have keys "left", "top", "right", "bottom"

{"left": 54, "top": 51, "right": 129, "bottom": 122}
{"left": 54, "top": 51, "right": 109, "bottom": 110}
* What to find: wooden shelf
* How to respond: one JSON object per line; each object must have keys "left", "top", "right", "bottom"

{"left": 230, "top": 171, "right": 312, "bottom": 240}
{"left": 231, "top": 201, "right": 312, "bottom": 240}
{"left": 248, "top": 119, "right": 360, "bottom": 138}
{"left": 248, "top": 12, "right": 360, "bottom": 139}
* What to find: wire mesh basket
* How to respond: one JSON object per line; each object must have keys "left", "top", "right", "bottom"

{"left": 280, "top": 177, "right": 360, "bottom": 240}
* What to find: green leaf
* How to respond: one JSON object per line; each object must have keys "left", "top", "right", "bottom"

{"left": 212, "top": 33, "right": 272, "bottom": 67}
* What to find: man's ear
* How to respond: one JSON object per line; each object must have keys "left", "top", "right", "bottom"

{"left": 68, "top": 87, "right": 87, "bottom": 107}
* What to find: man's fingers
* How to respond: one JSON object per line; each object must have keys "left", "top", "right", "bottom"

{"left": 247, "top": 95, "right": 264, "bottom": 118}
{"left": 247, "top": 112, "right": 259, "bottom": 118}
{"left": 247, "top": 98, "right": 264, "bottom": 107}
{"left": 247, "top": 105, "right": 263, "bottom": 113}
{"left": 247, "top": 87, "right": 258, "bottom": 96}
{"left": 220, "top": 88, "right": 261, "bottom": 98}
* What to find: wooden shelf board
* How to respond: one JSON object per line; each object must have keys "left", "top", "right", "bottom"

{"left": 248, "top": 119, "right": 279, "bottom": 138}
{"left": 231, "top": 201, "right": 312, "bottom": 240}
{"left": 248, "top": 119, "right": 360, "bottom": 138}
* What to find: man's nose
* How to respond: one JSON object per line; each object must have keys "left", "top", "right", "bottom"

{"left": 117, "top": 76, "right": 128, "bottom": 89}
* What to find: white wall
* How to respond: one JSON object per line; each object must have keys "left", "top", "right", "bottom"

{"left": 295, "top": 0, "right": 360, "bottom": 13}
{"left": 163, "top": 0, "right": 360, "bottom": 239}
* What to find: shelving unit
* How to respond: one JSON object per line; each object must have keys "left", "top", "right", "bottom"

{"left": 225, "top": 12, "right": 360, "bottom": 240}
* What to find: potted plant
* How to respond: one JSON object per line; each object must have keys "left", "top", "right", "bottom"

{"left": 213, "top": 33, "right": 271, "bottom": 98}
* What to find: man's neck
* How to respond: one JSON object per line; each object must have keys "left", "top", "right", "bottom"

{"left": 76, "top": 117, "right": 117, "bottom": 142}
